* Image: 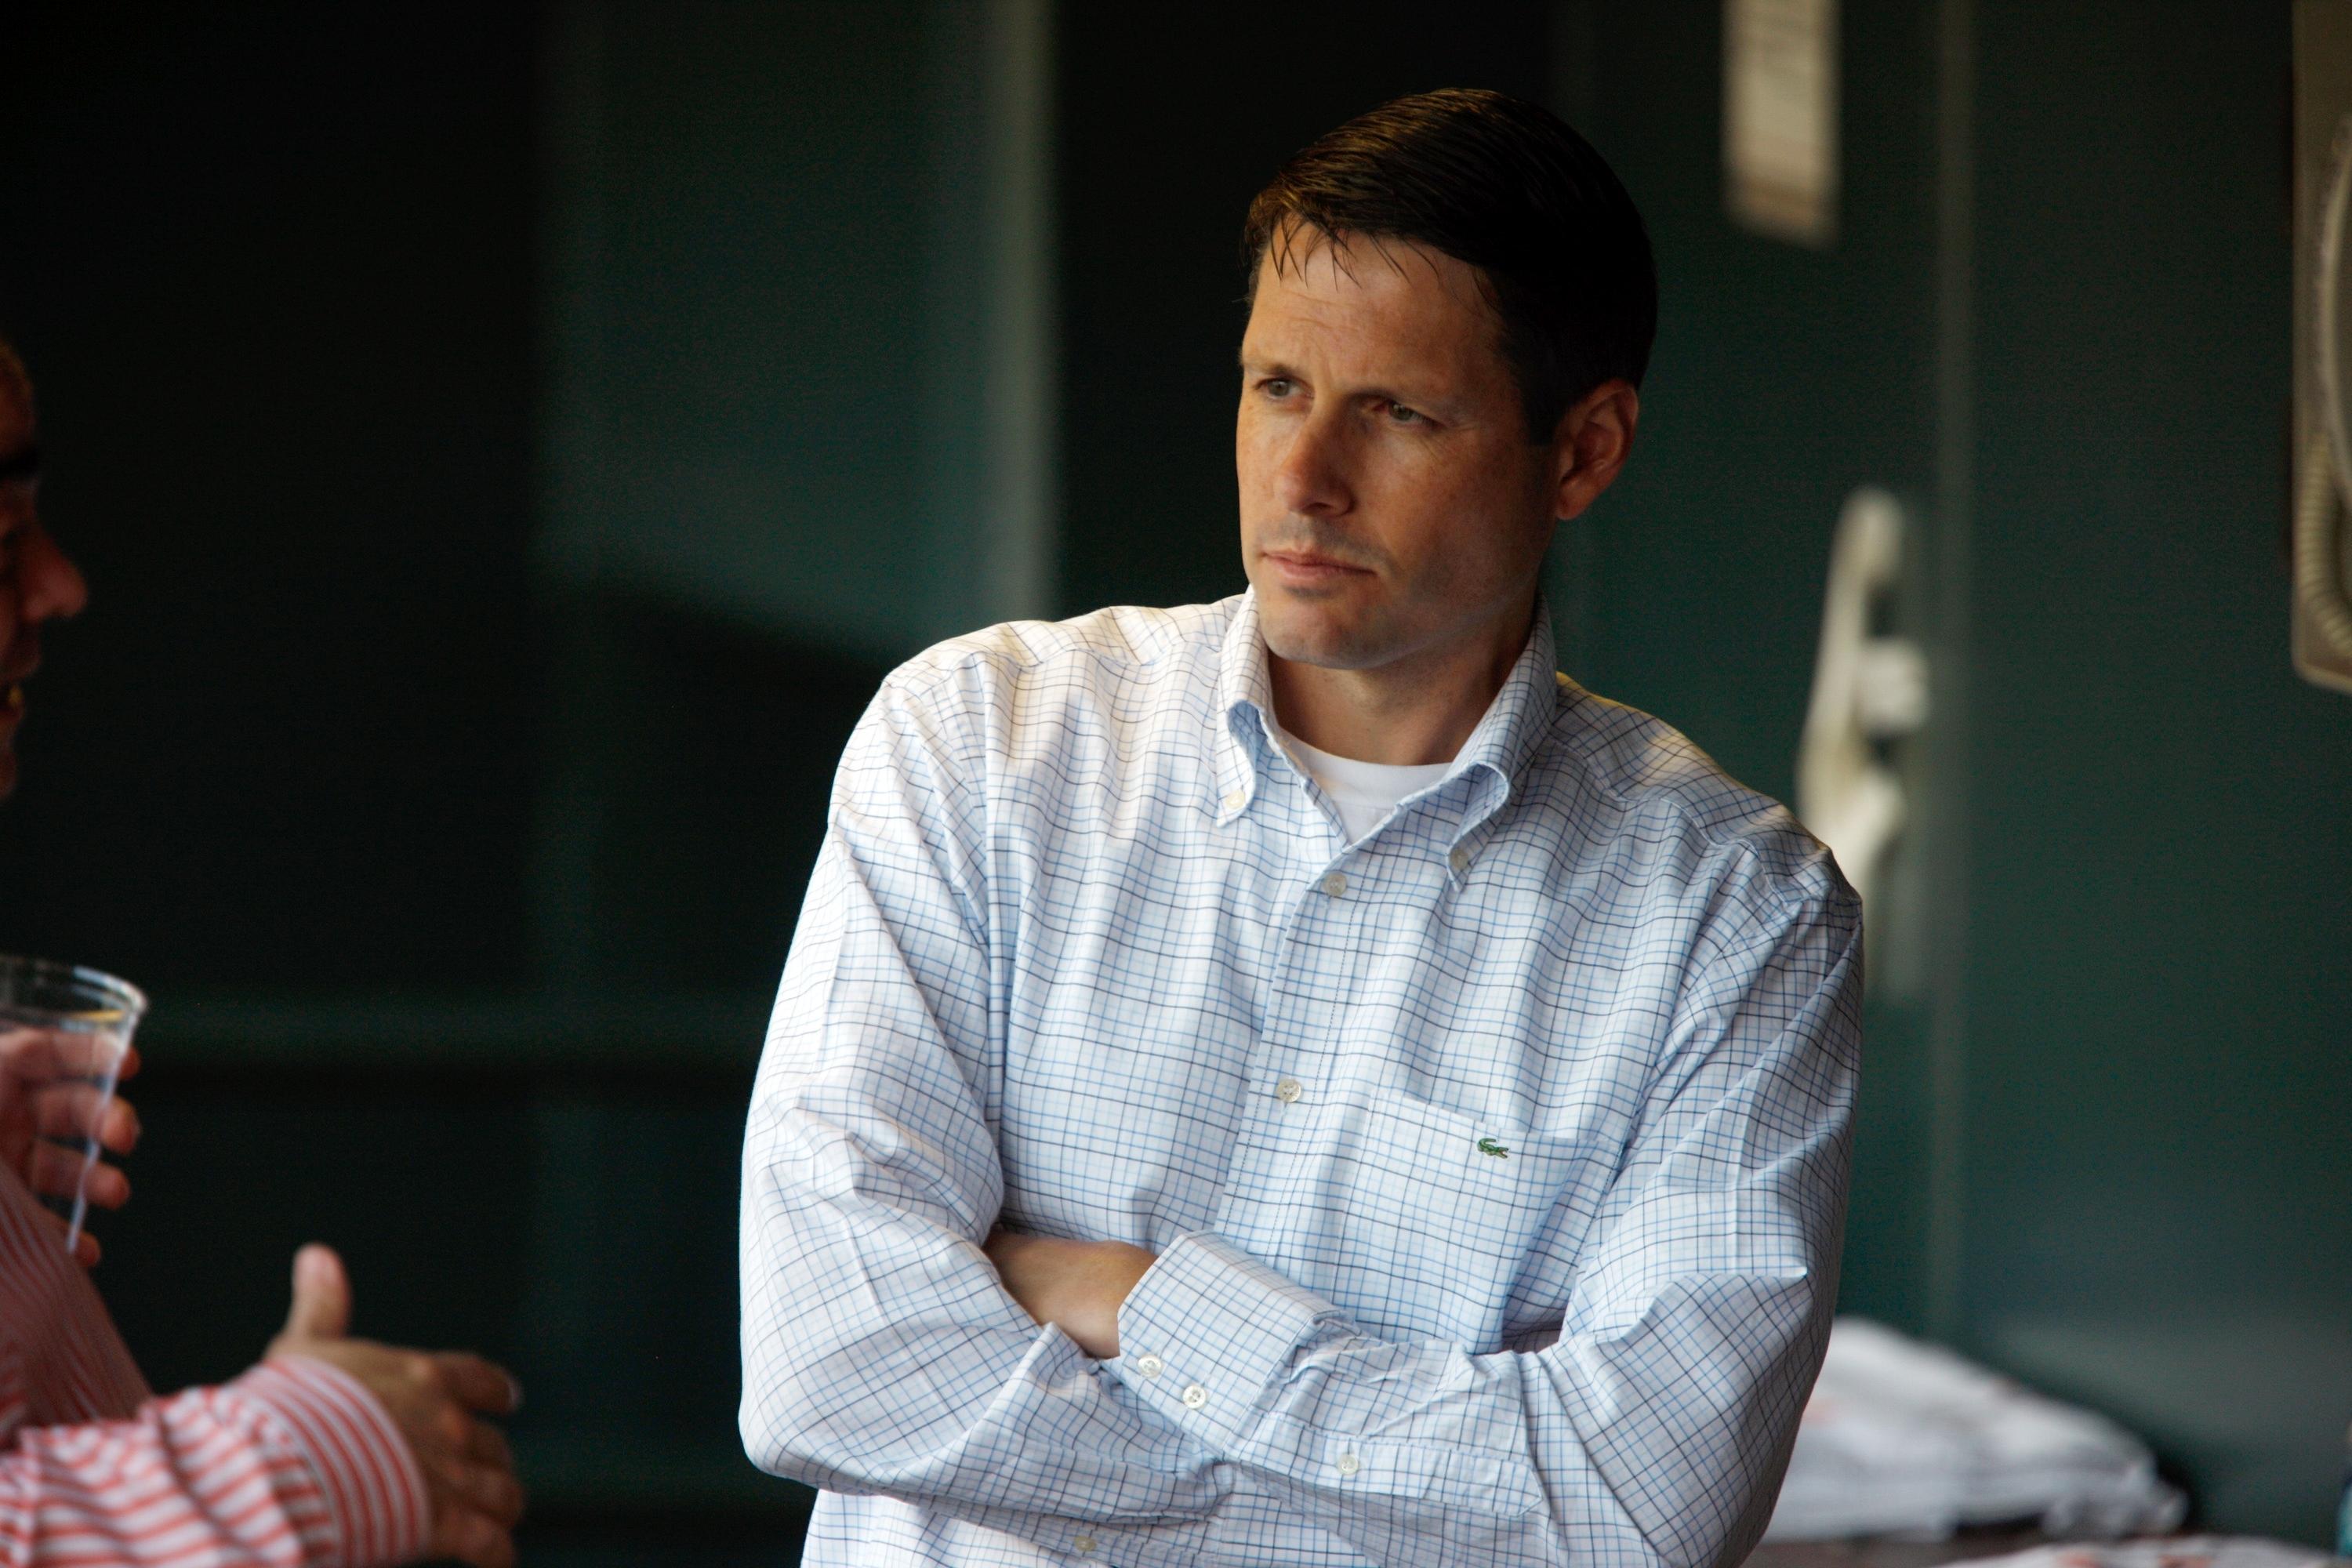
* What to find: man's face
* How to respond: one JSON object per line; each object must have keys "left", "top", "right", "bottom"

{"left": 1236, "top": 229, "right": 1560, "bottom": 673}
{"left": 0, "top": 381, "right": 89, "bottom": 800}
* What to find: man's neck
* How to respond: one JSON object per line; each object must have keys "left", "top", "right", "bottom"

{"left": 1266, "top": 597, "right": 1534, "bottom": 766}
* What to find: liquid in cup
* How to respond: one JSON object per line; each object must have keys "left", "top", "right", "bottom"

{"left": 0, "top": 956, "right": 147, "bottom": 1256}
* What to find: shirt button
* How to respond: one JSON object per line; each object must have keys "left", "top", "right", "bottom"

{"left": 1449, "top": 847, "right": 1472, "bottom": 873}
{"left": 1275, "top": 1077, "right": 1303, "bottom": 1105}
{"left": 1320, "top": 871, "right": 1348, "bottom": 897}
{"left": 1181, "top": 1383, "right": 1208, "bottom": 1409}
{"left": 1224, "top": 789, "right": 1245, "bottom": 811}
{"left": 1074, "top": 1534, "right": 1099, "bottom": 1555}
{"left": 1335, "top": 1451, "right": 1362, "bottom": 1477}
{"left": 1134, "top": 1353, "right": 1164, "bottom": 1378}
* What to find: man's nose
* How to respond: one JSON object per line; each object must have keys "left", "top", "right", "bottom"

{"left": 19, "top": 524, "right": 89, "bottom": 623}
{"left": 1273, "top": 409, "right": 1354, "bottom": 517}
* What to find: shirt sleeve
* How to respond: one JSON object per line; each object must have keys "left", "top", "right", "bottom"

{"left": 737, "top": 677, "right": 1232, "bottom": 1555}
{"left": 0, "top": 1357, "right": 430, "bottom": 1568}
{"left": 1105, "top": 889, "right": 1862, "bottom": 1568}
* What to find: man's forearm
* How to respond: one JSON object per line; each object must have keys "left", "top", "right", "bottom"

{"left": 1094, "top": 1227, "right": 1831, "bottom": 1568}
{"left": 983, "top": 1231, "right": 1156, "bottom": 1359}
{"left": 741, "top": 1095, "right": 1225, "bottom": 1526}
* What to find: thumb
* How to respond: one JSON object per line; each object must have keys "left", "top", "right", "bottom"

{"left": 281, "top": 1243, "right": 352, "bottom": 1341}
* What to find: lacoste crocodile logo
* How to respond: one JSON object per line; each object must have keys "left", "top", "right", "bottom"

{"left": 1476, "top": 1138, "right": 1510, "bottom": 1159}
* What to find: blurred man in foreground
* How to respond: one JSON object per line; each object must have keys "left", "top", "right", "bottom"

{"left": 741, "top": 91, "right": 1860, "bottom": 1566}
{"left": 0, "top": 338, "right": 526, "bottom": 1568}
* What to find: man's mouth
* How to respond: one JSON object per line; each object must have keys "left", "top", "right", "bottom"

{"left": 1262, "top": 548, "right": 1374, "bottom": 581}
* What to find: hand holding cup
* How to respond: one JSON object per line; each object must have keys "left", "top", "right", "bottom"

{"left": 0, "top": 1019, "right": 140, "bottom": 1265}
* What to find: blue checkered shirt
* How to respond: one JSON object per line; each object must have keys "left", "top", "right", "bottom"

{"left": 740, "top": 591, "right": 1861, "bottom": 1567}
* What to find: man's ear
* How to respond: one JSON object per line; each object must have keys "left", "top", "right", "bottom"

{"left": 1549, "top": 379, "right": 1640, "bottom": 523}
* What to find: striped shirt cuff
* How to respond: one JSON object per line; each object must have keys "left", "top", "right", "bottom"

{"left": 227, "top": 1357, "right": 433, "bottom": 1568}
{"left": 1111, "top": 1230, "right": 1337, "bottom": 1452}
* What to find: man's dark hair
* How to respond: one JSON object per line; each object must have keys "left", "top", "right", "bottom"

{"left": 1241, "top": 88, "right": 1657, "bottom": 443}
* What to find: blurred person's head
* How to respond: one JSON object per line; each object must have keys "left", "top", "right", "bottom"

{"left": 1235, "top": 89, "right": 1653, "bottom": 677}
{"left": 0, "top": 340, "right": 90, "bottom": 800}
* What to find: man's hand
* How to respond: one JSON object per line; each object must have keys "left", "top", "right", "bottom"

{"left": 0, "top": 1026, "right": 139, "bottom": 1265}
{"left": 266, "top": 1244, "right": 525, "bottom": 1568}
{"left": 983, "top": 1230, "right": 1156, "bottom": 1360}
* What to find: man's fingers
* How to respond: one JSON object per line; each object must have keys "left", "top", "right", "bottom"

{"left": 76, "top": 1158, "right": 129, "bottom": 1210}
{"left": 0, "top": 1029, "right": 128, "bottom": 1083}
{"left": 27, "top": 1140, "right": 81, "bottom": 1195}
{"left": 100, "top": 1094, "right": 136, "bottom": 1154}
{"left": 26, "top": 1140, "right": 128, "bottom": 1208}
{"left": 281, "top": 1243, "right": 353, "bottom": 1341}
{"left": 433, "top": 1352, "right": 521, "bottom": 1416}
{"left": 0, "top": 1028, "right": 62, "bottom": 1080}
{"left": 33, "top": 1083, "right": 137, "bottom": 1150}
{"left": 466, "top": 1420, "right": 514, "bottom": 1471}
{"left": 436, "top": 1452, "right": 525, "bottom": 1526}
{"left": 26, "top": 1199, "right": 98, "bottom": 1262}
{"left": 432, "top": 1507, "right": 516, "bottom": 1568}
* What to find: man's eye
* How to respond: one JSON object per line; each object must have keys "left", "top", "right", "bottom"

{"left": 1385, "top": 401, "right": 1425, "bottom": 426}
{"left": 1262, "top": 377, "right": 1295, "bottom": 399}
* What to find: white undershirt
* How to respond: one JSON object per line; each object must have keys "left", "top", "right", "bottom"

{"left": 1274, "top": 728, "right": 1453, "bottom": 844}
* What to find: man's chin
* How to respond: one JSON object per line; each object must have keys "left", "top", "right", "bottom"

{"left": 1259, "top": 608, "right": 1394, "bottom": 673}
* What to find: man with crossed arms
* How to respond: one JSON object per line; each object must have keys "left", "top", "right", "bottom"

{"left": 742, "top": 89, "right": 1860, "bottom": 1567}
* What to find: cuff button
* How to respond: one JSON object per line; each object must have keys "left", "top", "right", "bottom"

{"left": 1335, "top": 1452, "right": 1362, "bottom": 1477}
{"left": 1181, "top": 1383, "right": 1208, "bottom": 1409}
{"left": 1134, "top": 1353, "right": 1164, "bottom": 1378}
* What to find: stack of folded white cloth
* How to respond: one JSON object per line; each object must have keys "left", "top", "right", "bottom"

{"left": 1764, "top": 1318, "right": 2189, "bottom": 1541}
{"left": 1914, "top": 1538, "right": 2339, "bottom": 1568}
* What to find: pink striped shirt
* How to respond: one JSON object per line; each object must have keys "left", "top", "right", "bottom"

{"left": 0, "top": 1167, "right": 430, "bottom": 1567}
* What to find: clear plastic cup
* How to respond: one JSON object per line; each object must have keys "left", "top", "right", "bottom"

{"left": 0, "top": 955, "right": 147, "bottom": 1254}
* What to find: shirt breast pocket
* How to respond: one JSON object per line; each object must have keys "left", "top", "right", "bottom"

{"left": 1314, "top": 1090, "right": 1587, "bottom": 1347}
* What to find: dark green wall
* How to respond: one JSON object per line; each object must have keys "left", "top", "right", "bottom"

{"left": 1572, "top": 0, "right": 2352, "bottom": 1542}
{"left": 1956, "top": 0, "right": 2352, "bottom": 1536}
{"left": 537, "top": 0, "right": 956, "bottom": 657}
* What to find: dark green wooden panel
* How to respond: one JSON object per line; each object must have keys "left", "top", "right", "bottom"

{"left": 539, "top": 0, "right": 967, "bottom": 661}
{"left": 1958, "top": 0, "right": 2352, "bottom": 1538}
{"left": 534, "top": 594, "right": 887, "bottom": 993}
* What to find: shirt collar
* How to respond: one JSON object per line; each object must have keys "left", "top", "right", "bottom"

{"left": 1209, "top": 588, "right": 1561, "bottom": 831}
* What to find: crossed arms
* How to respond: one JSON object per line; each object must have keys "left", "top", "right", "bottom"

{"left": 739, "top": 691, "right": 1862, "bottom": 1568}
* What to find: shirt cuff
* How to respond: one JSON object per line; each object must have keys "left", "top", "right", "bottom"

{"left": 227, "top": 1356, "right": 434, "bottom": 1568}
{"left": 1108, "top": 1230, "right": 1338, "bottom": 1454}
